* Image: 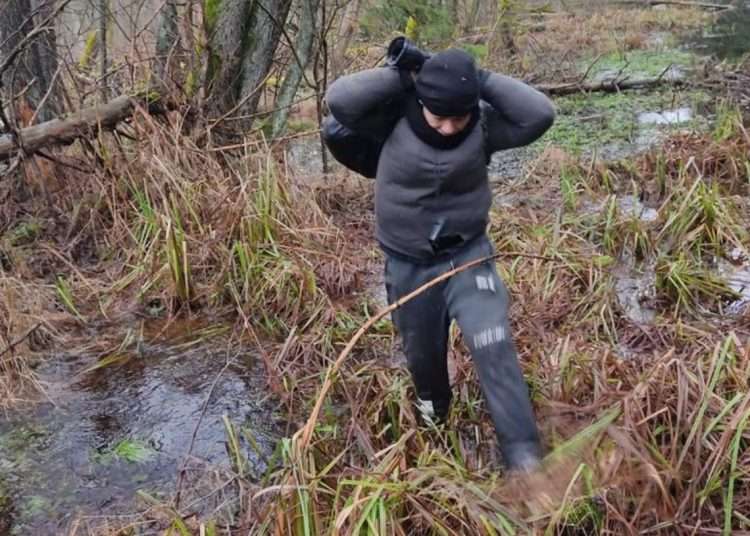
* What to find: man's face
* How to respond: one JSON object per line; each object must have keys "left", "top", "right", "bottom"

{"left": 422, "top": 106, "right": 472, "bottom": 136}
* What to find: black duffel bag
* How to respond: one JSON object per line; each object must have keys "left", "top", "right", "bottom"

{"left": 321, "top": 115, "right": 384, "bottom": 179}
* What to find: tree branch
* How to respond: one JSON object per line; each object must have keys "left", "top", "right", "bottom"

{"left": 0, "top": 94, "right": 166, "bottom": 162}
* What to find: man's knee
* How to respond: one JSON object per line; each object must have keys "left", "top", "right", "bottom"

{"left": 469, "top": 323, "right": 510, "bottom": 352}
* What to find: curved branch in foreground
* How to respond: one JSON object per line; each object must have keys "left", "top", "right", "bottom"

{"left": 293, "top": 251, "right": 558, "bottom": 452}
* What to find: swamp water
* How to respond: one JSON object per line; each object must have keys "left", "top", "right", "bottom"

{"left": 4, "top": 3, "right": 750, "bottom": 533}
{"left": 0, "top": 324, "right": 280, "bottom": 534}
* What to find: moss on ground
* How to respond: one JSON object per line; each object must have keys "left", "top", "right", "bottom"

{"left": 582, "top": 48, "right": 697, "bottom": 80}
{"left": 94, "top": 438, "right": 156, "bottom": 465}
{"left": 542, "top": 87, "right": 710, "bottom": 153}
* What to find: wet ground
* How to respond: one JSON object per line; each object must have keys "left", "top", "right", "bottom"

{"left": 3, "top": 3, "right": 750, "bottom": 534}
{"left": 0, "top": 323, "right": 280, "bottom": 534}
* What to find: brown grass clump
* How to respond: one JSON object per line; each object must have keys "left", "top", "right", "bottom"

{"left": 40, "top": 111, "right": 748, "bottom": 535}
{"left": 2, "top": 5, "right": 748, "bottom": 533}
{"left": 4, "top": 119, "right": 747, "bottom": 534}
{"left": 0, "top": 278, "right": 54, "bottom": 408}
{"left": 0, "top": 111, "right": 376, "bottom": 409}
{"left": 235, "top": 119, "right": 750, "bottom": 534}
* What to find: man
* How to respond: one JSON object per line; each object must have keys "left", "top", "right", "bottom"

{"left": 324, "top": 42, "right": 555, "bottom": 472}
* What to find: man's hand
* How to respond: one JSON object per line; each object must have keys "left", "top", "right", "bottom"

{"left": 386, "top": 37, "right": 431, "bottom": 72}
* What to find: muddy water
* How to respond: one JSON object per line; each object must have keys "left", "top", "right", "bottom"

{"left": 0, "top": 325, "right": 280, "bottom": 534}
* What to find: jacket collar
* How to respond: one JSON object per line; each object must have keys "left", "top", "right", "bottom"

{"left": 404, "top": 94, "right": 479, "bottom": 150}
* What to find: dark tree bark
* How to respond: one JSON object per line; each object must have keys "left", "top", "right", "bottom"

{"left": 98, "top": 0, "right": 108, "bottom": 101}
{"left": 0, "top": 0, "right": 63, "bottom": 125}
{"left": 155, "top": 0, "right": 182, "bottom": 85}
{"left": 237, "top": 0, "right": 293, "bottom": 120}
{"left": 203, "top": 0, "right": 251, "bottom": 113}
{"left": 203, "top": 0, "right": 293, "bottom": 122}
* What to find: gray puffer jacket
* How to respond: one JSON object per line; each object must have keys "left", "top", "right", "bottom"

{"left": 326, "top": 67, "right": 555, "bottom": 261}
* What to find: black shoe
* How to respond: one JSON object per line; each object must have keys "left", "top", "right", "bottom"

{"left": 501, "top": 441, "right": 542, "bottom": 474}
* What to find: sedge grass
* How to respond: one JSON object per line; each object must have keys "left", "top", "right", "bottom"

{"left": 3, "top": 90, "right": 750, "bottom": 534}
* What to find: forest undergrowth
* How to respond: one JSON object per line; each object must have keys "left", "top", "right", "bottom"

{"left": 230, "top": 110, "right": 750, "bottom": 536}
{"left": 1, "top": 2, "right": 749, "bottom": 535}
{"left": 15, "top": 99, "right": 741, "bottom": 535}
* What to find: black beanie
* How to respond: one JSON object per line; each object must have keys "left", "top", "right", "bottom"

{"left": 415, "top": 48, "right": 479, "bottom": 117}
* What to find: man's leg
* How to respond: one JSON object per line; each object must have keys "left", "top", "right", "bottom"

{"left": 444, "top": 237, "right": 541, "bottom": 470}
{"left": 385, "top": 255, "right": 451, "bottom": 423}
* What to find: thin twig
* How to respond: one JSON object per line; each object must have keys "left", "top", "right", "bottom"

{"left": 173, "top": 358, "right": 233, "bottom": 509}
{"left": 35, "top": 149, "right": 91, "bottom": 173}
{"left": 254, "top": 0, "right": 316, "bottom": 90}
{"left": 579, "top": 52, "right": 604, "bottom": 83}
{"left": 0, "top": 323, "right": 42, "bottom": 360}
{"left": 204, "top": 70, "right": 274, "bottom": 133}
{"left": 205, "top": 127, "right": 321, "bottom": 152}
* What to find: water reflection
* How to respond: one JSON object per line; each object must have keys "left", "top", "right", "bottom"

{"left": 0, "top": 327, "right": 280, "bottom": 534}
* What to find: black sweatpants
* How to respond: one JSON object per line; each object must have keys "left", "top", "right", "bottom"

{"left": 384, "top": 234, "right": 541, "bottom": 467}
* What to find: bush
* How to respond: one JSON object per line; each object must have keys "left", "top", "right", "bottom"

{"left": 360, "top": 0, "right": 454, "bottom": 46}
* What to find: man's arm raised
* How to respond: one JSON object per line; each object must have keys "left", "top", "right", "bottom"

{"left": 325, "top": 67, "right": 411, "bottom": 142}
{"left": 479, "top": 71, "right": 555, "bottom": 154}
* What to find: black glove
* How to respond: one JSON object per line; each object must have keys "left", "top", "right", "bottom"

{"left": 386, "top": 37, "right": 431, "bottom": 72}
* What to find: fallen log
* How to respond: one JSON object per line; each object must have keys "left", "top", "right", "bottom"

{"left": 536, "top": 76, "right": 687, "bottom": 96}
{"left": 618, "top": 0, "right": 734, "bottom": 10}
{"left": 0, "top": 94, "right": 162, "bottom": 162}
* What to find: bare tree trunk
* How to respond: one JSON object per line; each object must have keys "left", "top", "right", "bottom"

{"left": 270, "top": 0, "right": 319, "bottom": 138}
{"left": 314, "top": 0, "right": 328, "bottom": 174}
{"left": 32, "top": 0, "right": 61, "bottom": 119}
{"left": 0, "top": 0, "right": 62, "bottom": 125}
{"left": 463, "top": 0, "right": 482, "bottom": 33}
{"left": 99, "top": 0, "right": 108, "bottom": 101}
{"left": 204, "top": 0, "right": 292, "bottom": 122}
{"left": 155, "top": 0, "right": 181, "bottom": 85}
{"left": 237, "top": 0, "right": 293, "bottom": 120}
{"left": 490, "top": 0, "right": 518, "bottom": 60}
{"left": 329, "top": 0, "right": 361, "bottom": 80}
{"left": 203, "top": 0, "right": 250, "bottom": 114}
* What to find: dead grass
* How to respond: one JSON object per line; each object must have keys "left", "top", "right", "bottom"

{"left": 0, "top": 112, "right": 375, "bottom": 411}
{"left": 13, "top": 92, "right": 743, "bottom": 536}
{"left": 492, "top": 5, "right": 709, "bottom": 81}
{"left": 0, "top": 277, "right": 63, "bottom": 409}
{"left": 229, "top": 117, "right": 750, "bottom": 534}
{"left": 1, "top": 3, "right": 748, "bottom": 534}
